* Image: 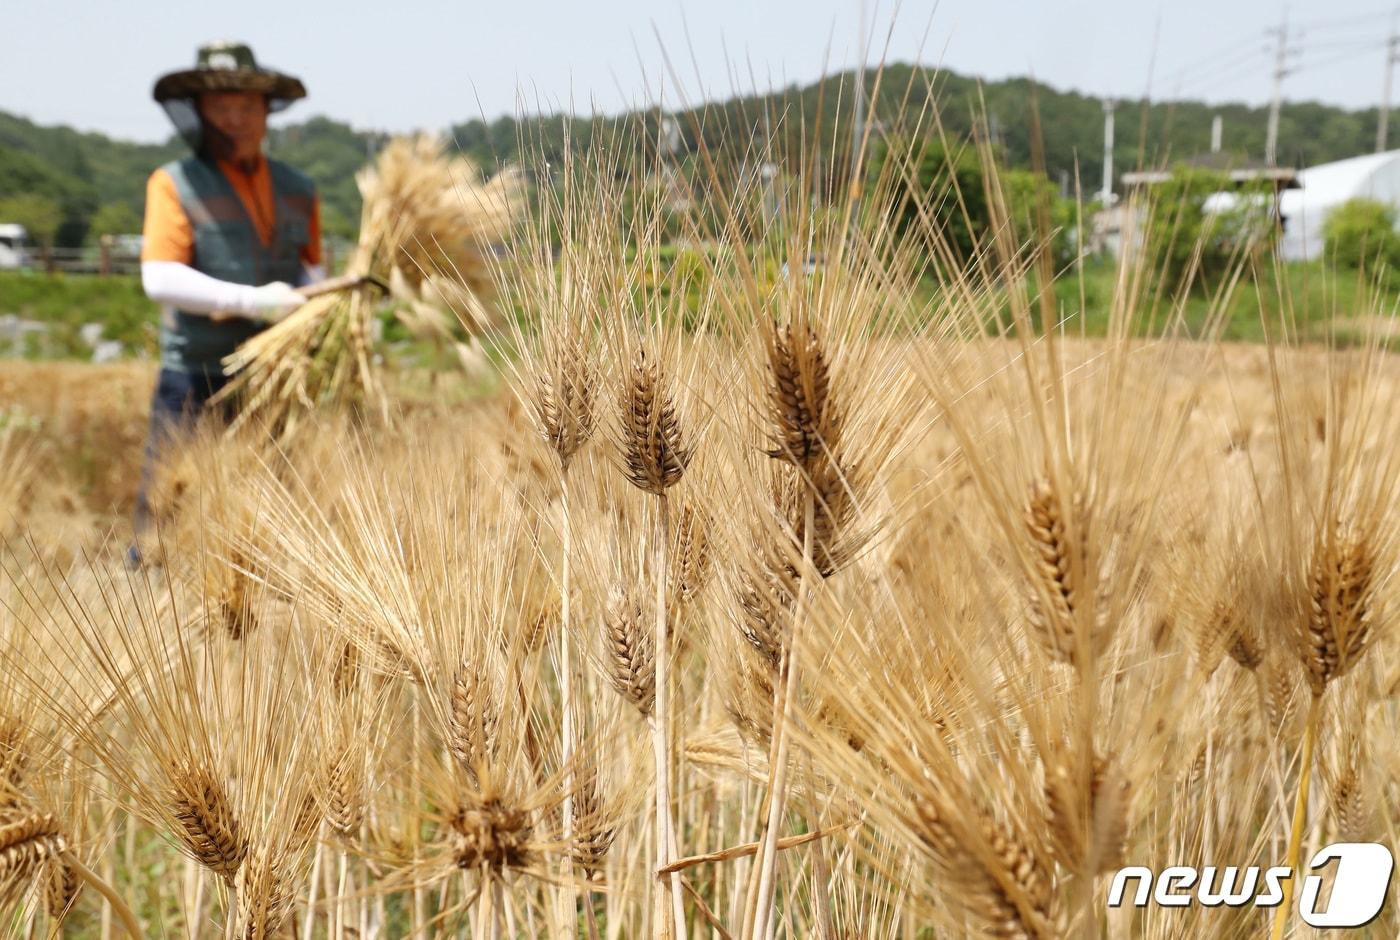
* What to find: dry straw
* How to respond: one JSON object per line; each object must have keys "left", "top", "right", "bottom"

{"left": 220, "top": 133, "right": 524, "bottom": 442}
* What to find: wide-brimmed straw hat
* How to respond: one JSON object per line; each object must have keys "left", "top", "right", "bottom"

{"left": 153, "top": 41, "right": 305, "bottom": 104}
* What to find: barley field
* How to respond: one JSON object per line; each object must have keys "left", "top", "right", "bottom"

{"left": 2, "top": 113, "right": 1399, "bottom": 940}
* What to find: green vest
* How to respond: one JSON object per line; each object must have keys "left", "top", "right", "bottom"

{"left": 159, "top": 156, "right": 316, "bottom": 375}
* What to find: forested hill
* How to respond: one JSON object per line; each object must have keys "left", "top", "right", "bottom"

{"left": 0, "top": 64, "right": 1385, "bottom": 247}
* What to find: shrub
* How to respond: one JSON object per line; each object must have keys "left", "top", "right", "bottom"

{"left": 1001, "top": 168, "right": 1076, "bottom": 267}
{"left": 1322, "top": 198, "right": 1400, "bottom": 273}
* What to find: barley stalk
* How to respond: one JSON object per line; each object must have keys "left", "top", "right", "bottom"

{"left": 63, "top": 851, "right": 145, "bottom": 938}
{"left": 1274, "top": 522, "right": 1383, "bottom": 939}
{"left": 1271, "top": 694, "right": 1321, "bottom": 940}
{"left": 748, "top": 489, "right": 814, "bottom": 940}
{"left": 749, "top": 317, "right": 845, "bottom": 939}
{"left": 615, "top": 344, "right": 689, "bottom": 938}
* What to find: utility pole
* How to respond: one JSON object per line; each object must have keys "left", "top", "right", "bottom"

{"left": 1379, "top": 15, "right": 1399, "bottom": 153}
{"left": 848, "top": 0, "right": 868, "bottom": 216}
{"left": 1101, "top": 99, "right": 1116, "bottom": 206}
{"left": 1265, "top": 12, "right": 1290, "bottom": 166}
{"left": 1211, "top": 114, "right": 1223, "bottom": 153}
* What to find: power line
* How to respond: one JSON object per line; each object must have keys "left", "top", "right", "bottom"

{"left": 1158, "top": 33, "right": 1270, "bottom": 86}
{"left": 1300, "top": 35, "right": 1391, "bottom": 55}
{"left": 1304, "top": 43, "right": 1388, "bottom": 74}
{"left": 1171, "top": 55, "right": 1270, "bottom": 98}
{"left": 1294, "top": 6, "right": 1397, "bottom": 31}
{"left": 1171, "top": 48, "right": 1269, "bottom": 92}
{"left": 1157, "top": 6, "right": 1393, "bottom": 101}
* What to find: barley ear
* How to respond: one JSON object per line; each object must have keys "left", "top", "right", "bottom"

{"left": 0, "top": 810, "right": 66, "bottom": 905}
{"left": 169, "top": 763, "right": 247, "bottom": 882}
{"left": 604, "top": 585, "right": 655, "bottom": 716}
{"left": 912, "top": 794, "right": 1057, "bottom": 939}
{"left": 617, "top": 348, "right": 689, "bottom": 495}
{"left": 44, "top": 854, "right": 82, "bottom": 921}
{"left": 236, "top": 844, "right": 295, "bottom": 940}
{"left": 448, "top": 663, "right": 499, "bottom": 784}
{"left": 1023, "top": 475, "right": 1104, "bottom": 665}
{"left": 536, "top": 329, "right": 598, "bottom": 470}
{"left": 1043, "top": 751, "right": 1129, "bottom": 875}
{"left": 765, "top": 319, "right": 839, "bottom": 467}
{"left": 1303, "top": 524, "right": 1377, "bottom": 696}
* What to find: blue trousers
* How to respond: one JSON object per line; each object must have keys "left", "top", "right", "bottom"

{"left": 132, "top": 368, "right": 235, "bottom": 537}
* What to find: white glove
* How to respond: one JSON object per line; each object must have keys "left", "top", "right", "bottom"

{"left": 249, "top": 282, "right": 308, "bottom": 323}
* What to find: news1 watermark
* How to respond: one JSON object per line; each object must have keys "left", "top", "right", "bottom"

{"left": 1107, "top": 843, "right": 1395, "bottom": 928}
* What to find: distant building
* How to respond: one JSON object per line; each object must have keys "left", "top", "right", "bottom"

{"left": 1119, "top": 152, "right": 1299, "bottom": 192}
{"left": 1278, "top": 151, "right": 1400, "bottom": 261}
{"left": 1089, "top": 154, "right": 1299, "bottom": 259}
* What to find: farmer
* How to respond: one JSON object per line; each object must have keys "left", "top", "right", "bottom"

{"left": 129, "top": 41, "right": 323, "bottom": 567}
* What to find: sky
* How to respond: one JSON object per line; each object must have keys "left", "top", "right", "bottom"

{"left": 0, "top": 0, "right": 1393, "bottom": 143}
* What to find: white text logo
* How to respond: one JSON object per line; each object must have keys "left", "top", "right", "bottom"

{"left": 1107, "top": 842, "right": 1394, "bottom": 928}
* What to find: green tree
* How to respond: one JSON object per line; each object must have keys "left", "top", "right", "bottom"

{"left": 1000, "top": 168, "right": 1075, "bottom": 266}
{"left": 0, "top": 193, "right": 63, "bottom": 248}
{"left": 868, "top": 134, "right": 988, "bottom": 265}
{"left": 1322, "top": 198, "right": 1400, "bottom": 273}
{"left": 87, "top": 201, "right": 141, "bottom": 242}
{"left": 319, "top": 202, "right": 358, "bottom": 243}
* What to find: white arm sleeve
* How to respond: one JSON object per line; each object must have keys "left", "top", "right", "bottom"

{"left": 141, "top": 260, "right": 261, "bottom": 317}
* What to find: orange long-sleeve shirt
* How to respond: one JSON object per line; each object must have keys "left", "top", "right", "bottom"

{"left": 141, "top": 155, "right": 322, "bottom": 267}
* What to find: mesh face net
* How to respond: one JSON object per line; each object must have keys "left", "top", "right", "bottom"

{"left": 161, "top": 96, "right": 296, "bottom": 157}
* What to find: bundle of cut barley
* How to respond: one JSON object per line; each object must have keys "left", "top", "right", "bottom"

{"left": 219, "top": 133, "right": 525, "bottom": 441}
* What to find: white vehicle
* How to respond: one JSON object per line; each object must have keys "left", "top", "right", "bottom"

{"left": 0, "top": 224, "right": 29, "bottom": 269}
{"left": 111, "top": 233, "right": 144, "bottom": 256}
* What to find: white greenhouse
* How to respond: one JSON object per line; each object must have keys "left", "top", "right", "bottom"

{"left": 1279, "top": 150, "right": 1400, "bottom": 261}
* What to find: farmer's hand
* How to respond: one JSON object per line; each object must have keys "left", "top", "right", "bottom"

{"left": 249, "top": 282, "right": 308, "bottom": 323}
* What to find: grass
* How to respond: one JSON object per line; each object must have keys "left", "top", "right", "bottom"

{"left": 0, "top": 271, "right": 158, "bottom": 359}
{"left": 1060, "top": 257, "right": 1400, "bottom": 342}
{"left": 3, "top": 254, "right": 1396, "bottom": 371}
